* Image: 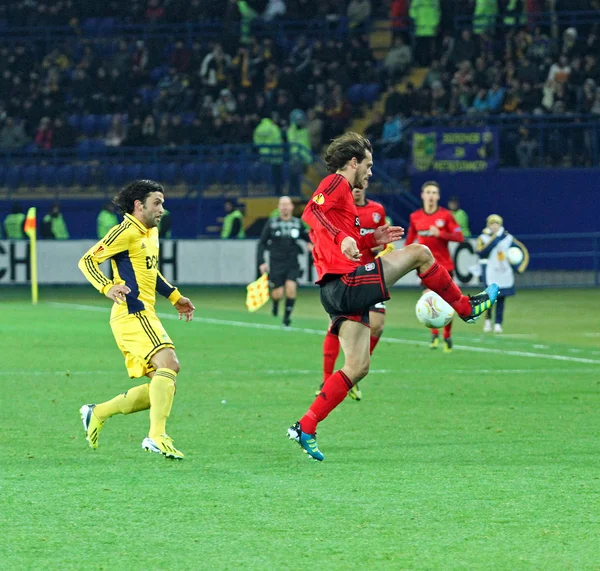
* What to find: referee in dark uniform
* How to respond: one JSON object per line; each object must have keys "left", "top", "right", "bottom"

{"left": 257, "top": 196, "right": 313, "bottom": 327}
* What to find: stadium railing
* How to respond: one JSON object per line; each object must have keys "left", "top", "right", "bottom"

{"left": 455, "top": 10, "right": 600, "bottom": 32}
{"left": 404, "top": 115, "right": 600, "bottom": 168}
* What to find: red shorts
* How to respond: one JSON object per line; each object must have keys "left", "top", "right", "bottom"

{"left": 319, "top": 258, "right": 390, "bottom": 335}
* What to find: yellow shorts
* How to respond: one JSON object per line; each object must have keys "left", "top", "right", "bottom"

{"left": 110, "top": 310, "right": 174, "bottom": 378}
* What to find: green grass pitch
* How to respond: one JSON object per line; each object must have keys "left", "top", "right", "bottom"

{"left": 1, "top": 286, "right": 599, "bottom": 570}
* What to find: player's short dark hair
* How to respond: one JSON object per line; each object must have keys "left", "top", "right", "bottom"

{"left": 113, "top": 180, "right": 164, "bottom": 215}
{"left": 421, "top": 180, "right": 440, "bottom": 191}
{"left": 324, "top": 132, "right": 373, "bottom": 173}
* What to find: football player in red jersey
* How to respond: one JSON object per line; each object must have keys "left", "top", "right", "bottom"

{"left": 286, "top": 132, "right": 498, "bottom": 461}
{"left": 405, "top": 181, "right": 464, "bottom": 353}
{"left": 320, "top": 180, "right": 390, "bottom": 401}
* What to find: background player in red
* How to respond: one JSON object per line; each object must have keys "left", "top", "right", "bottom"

{"left": 405, "top": 181, "right": 464, "bottom": 353}
{"left": 287, "top": 132, "right": 498, "bottom": 461}
{"left": 320, "top": 180, "right": 390, "bottom": 401}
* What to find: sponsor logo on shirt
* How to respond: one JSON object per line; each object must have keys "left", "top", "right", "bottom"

{"left": 355, "top": 216, "right": 360, "bottom": 227}
{"left": 313, "top": 193, "right": 325, "bottom": 205}
{"left": 360, "top": 228, "right": 375, "bottom": 235}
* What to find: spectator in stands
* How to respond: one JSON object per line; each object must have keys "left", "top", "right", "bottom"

{"left": 473, "top": 0, "right": 498, "bottom": 37}
{"left": 381, "top": 114, "right": 403, "bottom": 157}
{"left": 516, "top": 125, "right": 538, "bottom": 167}
{"left": 97, "top": 202, "right": 119, "bottom": 239}
{"left": 431, "top": 80, "right": 450, "bottom": 115}
{"left": 170, "top": 40, "right": 191, "bottom": 73}
{"left": 470, "top": 88, "right": 490, "bottom": 114}
{"left": 200, "top": 43, "right": 231, "bottom": 94}
{"left": 263, "top": 0, "right": 286, "bottom": 21}
{"left": 347, "top": 0, "right": 372, "bottom": 30}
{"left": 547, "top": 55, "right": 571, "bottom": 84}
{"left": 423, "top": 59, "right": 442, "bottom": 89}
{"left": 105, "top": 114, "right": 127, "bottom": 147}
{"left": 306, "top": 108, "right": 323, "bottom": 152}
{"left": 487, "top": 82, "right": 505, "bottom": 112}
{"left": 220, "top": 200, "right": 246, "bottom": 239}
{"left": 0, "top": 118, "right": 29, "bottom": 149}
{"left": 41, "top": 203, "right": 70, "bottom": 240}
{"left": 287, "top": 109, "right": 312, "bottom": 195}
{"left": 253, "top": 112, "right": 283, "bottom": 195}
{"left": 34, "top": 117, "right": 53, "bottom": 150}
{"left": 390, "top": 0, "right": 410, "bottom": 40}
{"left": 383, "top": 37, "right": 412, "bottom": 86}
{"left": 452, "top": 30, "right": 477, "bottom": 66}
{"left": 409, "top": 0, "right": 441, "bottom": 66}
{"left": 140, "top": 115, "right": 158, "bottom": 146}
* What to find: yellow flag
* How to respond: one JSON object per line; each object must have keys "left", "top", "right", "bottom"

{"left": 246, "top": 273, "right": 270, "bottom": 312}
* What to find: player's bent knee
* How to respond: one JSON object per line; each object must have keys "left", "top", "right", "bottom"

{"left": 151, "top": 348, "right": 180, "bottom": 373}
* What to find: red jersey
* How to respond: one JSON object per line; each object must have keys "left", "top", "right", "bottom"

{"left": 302, "top": 173, "right": 378, "bottom": 283}
{"left": 405, "top": 207, "right": 464, "bottom": 271}
{"left": 356, "top": 199, "right": 387, "bottom": 264}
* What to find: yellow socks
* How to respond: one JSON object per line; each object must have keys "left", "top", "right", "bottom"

{"left": 149, "top": 368, "right": 177, "bottom": 437}
{"left": 94, "top": 383, "right": 150, "bottom": 421}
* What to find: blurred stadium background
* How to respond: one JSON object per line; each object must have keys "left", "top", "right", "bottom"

{"left": 2, "top": 2, "right": 600, "bottom": 569}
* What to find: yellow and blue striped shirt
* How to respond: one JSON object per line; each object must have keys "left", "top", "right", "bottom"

{"left": 78, "top": 213, "right": 181, "bottom": 318}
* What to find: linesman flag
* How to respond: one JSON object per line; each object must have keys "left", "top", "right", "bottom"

{"left": 24, "top": 207, "right": 38, "bottom": 305}
{"left": 246, "top": 273, "right": 270, "bottom": 312}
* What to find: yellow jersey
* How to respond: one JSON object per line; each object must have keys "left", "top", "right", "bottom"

{"left": 78, "top": 213, "right": 182, "bottom": 319}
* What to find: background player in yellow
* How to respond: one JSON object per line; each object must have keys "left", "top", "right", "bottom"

{"left": 77, "top": 180, "right": 195, "bottom": 460}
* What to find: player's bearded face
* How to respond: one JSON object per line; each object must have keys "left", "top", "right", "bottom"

{"left": 353, "top": 153, "right": 372, "bottom": 190}
{"left": 141, "top": 192, "right": 165, "bottom": 228}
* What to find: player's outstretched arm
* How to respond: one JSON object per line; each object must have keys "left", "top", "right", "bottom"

{"left": 175, "top": 297, "right": 195, "bottom": 322}
{"left": 369, "top": 224, "right": 404, "bottom": 247}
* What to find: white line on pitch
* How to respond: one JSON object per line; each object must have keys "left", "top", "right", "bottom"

{"left": 47, "top": 302, "right": 600, "bottom": 366}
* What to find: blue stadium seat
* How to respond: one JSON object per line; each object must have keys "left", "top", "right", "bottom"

{"left": 160, "top": 162, "right": 180, "bottom": 185}
{"left": 6, "top": 166, "right": 22, "bottom": 188}
{"left": 182, "top": 162, "right": 200, "bottom": 185}
{"left": 125, "top": 164, "right": 142, "bottom": 181}
{"left": 74, "top": 165, "right": 90, "bottom": 187}
{"left": 143, "top": 163, "right": 160, "bottom": 182}
{"left": 106, "top": 165, "right": 125, "bottom": 187}
{"left": 0, "top": 165, "right": 6, "bottom": 186}
{"left": 82, "top": 18, "right": 100, "bottom": 35}
{"left": 81, "top": 115, "right": 97, "bottom": 136}
{"left": 348, "top": 84, "right": 364, "bottom": 105}
{"left": 151, "top": 66, "right": 169, "bottom": 82}
{"left": 68, "top": 114, "right": 81, "bottom": 130}
{"left": 98, "top": 114, "right": 113, "bottom": 134}
{"left": 363, "top": 83, "right": 381, "bottom": 104}
{"left": 90, "top": 139, "right": 107, "bottom": 154}
{"left": 40, "top": 165, "right": 58, "bottom": 187}
{"left": 76, "top": 139, "right": 92, "bottom": 160}
{"left": 57, "top": 165, "right": 74, "bottom": 187}
{"left": 22, "top": 165, "right": 39, "bottom": 187}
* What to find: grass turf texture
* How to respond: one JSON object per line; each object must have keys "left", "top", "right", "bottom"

{"left": 1, "top": 286, "right": 599, "bottom": 570}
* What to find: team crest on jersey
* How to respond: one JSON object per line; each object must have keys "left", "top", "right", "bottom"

{"left": 372, "top": 212, "right": 381, "bottom": 223}
{"left": 436, "top": 218, "right": 445, "bottom": 227}
{"left": 313, "top": 193, "right": 325, "bottom": 205}
{"left": 291, "top": 228, "right": 299, "bottom": 238}
{"left": 365, "top": 262, "right": 375, "bottom": 271}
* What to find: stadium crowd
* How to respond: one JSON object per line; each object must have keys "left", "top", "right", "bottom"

{"left": 0, "top": 0, "right": 598, "bottom": 168}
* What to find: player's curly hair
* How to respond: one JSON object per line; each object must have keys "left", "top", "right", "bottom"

{"left": 324, "top": 132, "right": 372, "bottom": 173}
{"left": 113, "top": 180, "right": 165, "bottom": 214}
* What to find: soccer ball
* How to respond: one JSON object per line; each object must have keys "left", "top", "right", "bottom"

{"left": 415, "top": 291, "right": 455, "bottom": 328}
{"left": 507, "top": 246, "right": 524, "bottom": 266}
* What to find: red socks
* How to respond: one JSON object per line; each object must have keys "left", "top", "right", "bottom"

{"left": 369, "top": 335, "right": 380, "bottom": 355}
{"left": 323, "top": 331, "right": 340, "bottom": 383}
{"left": 300, "top": 370, "right": 353, "bottom": 434}
{"left": 443, "top": 319, "right": 453, "bottom": 339}
{"left": 419, "top": 262, "right": 471, "bottom": 317}
{"left": 431, "top": 328, "right": 439, "bottom": 336}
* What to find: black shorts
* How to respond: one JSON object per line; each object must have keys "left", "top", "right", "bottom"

{"left": 269, "top": 264, "right": 301, "bottom": 288}
{"left": 320, "top": 258, "right": 390, "bottom": 334}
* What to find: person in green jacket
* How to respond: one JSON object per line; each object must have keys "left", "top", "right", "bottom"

{"left": 3, "top": 203, "right": 26, "bottom": 239}
{"left": 409, "top": 0, "right": 440, "bottom": 65}
{"left": 474, "top": 0, "right": 498, "bottom": 36}
{"left": 41, "top": 203, "right": 70, "bottom": 240}
{"left": 230, "top": 0, "right": 258, "bottom": 46}
{"left": 159, "top": 208, "right": 172, "bottom": 239}
{"left": 253, "top": 114, "right": 283, "bottom": 195}
{"left": 220, "top": 200, "right": 246, "bottom": 239}
{"left": 286, "top": 109, "right": 312, "bottom": 196}
{"left": 448, "top": 196, "right": 472, "bottom": 238}
{"left": 97, "top": 202, "right": 119, "bottom": 239}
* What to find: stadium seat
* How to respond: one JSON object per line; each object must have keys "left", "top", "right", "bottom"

{"left": 98, "top": 114, "right": 113, "bottom": 134}
{"left": 22, "top": 165, "right": 39, "bottom": 187}
{"left": 40, "top": 165, "right": 58, "bottom": 187}
{"left": 81, "top": 115, "right": 97, "bottom": 136}
{"left": 125, "top": 164, "right": 142, "bottom": 181}
{"left": 363, "top": 83, "right": 381, "bottom": 104}
{"left": 74, "top": 165, "right": 90, "bottom": 186}
{"left": 0, "top": 165, "right": 6, "bottom": 186}
{"left": 106, "top": 165, "right": 125, "bottom": 187}
{"left": 56, "top": 165, "right": 74, "bottom": 187}
{"left": 68, "top": 114, "right": 81, "bottom": 131}
{"left": 76, "top": 139, "right": 93, "bottom": 160}
{"left": 347, "top": 84, "right": 363, "bottom": 105}
{"left": 182, "top": 162, "right": 200, "bottom": 185}
{"left": 143, "top": 163, "right": 160, "bottom": 182}
{"left": 6, "top": 166, "right": 22, "bottom": 188}
{"left": 160, "top": 162, "right": 180, "bottom": 185}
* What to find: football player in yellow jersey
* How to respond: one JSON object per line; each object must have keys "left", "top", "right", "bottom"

{"left": 77, "top": 180, "right": 195, "bottom": 460}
